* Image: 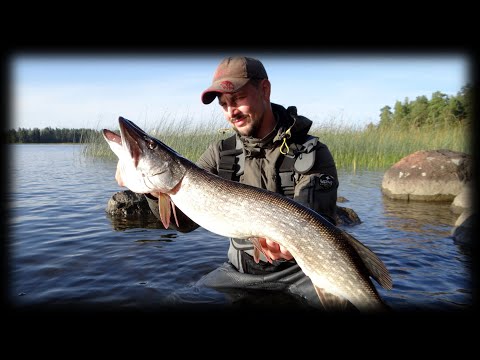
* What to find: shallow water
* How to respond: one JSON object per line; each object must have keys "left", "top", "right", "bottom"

{"left": 6, "top": 144, "right": 474, "bottom": 312}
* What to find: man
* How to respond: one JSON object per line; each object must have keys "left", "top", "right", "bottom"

{"left": 116, "top": 56, "right": 339, "bottom": 308}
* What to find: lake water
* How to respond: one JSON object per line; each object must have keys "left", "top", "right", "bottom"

{"left": 6, "top": 144, "right": 474, "bottom": 313}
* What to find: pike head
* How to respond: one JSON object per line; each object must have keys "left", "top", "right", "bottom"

{"left": 103, "top": 116, "right": 189, "bottom": 194}
{"left": 103, "top": 117, "right": 191, "bottom": 228}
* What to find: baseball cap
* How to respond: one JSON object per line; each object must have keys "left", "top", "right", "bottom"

{"left": 201, "top": 56, "right": 268, "bottom": 104}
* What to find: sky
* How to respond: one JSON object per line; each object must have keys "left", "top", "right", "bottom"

{"left": 9, "top": 52, "right": 471, "bottom": 131}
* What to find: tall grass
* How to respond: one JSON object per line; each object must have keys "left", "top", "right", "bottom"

{"left": 312, "top": 118, "right": 470, "bottom": 171}
{"left": 81, "top": 113, "right": 470, "bottom": 171}
{"left": 147, "top": 112, "right": 230, "bottom": 161}
{"left": 81, "top": 112, "right": 230, "bottom": 161}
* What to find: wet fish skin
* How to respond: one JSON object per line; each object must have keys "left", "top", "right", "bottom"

{"left": 103, "top": 116, "right": 393, "bottom": 312}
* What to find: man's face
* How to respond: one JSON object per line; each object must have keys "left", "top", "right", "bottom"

{"left": 218, "top": 80, "right": 268, "bottom": 137}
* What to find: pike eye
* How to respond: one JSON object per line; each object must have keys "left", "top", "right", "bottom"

{"left": 146, "top": 138, "right": 157, "bottom": 150}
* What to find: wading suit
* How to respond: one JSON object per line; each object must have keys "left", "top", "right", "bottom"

{"left": 145, "top": 103, "right": 339, "bottom": 308}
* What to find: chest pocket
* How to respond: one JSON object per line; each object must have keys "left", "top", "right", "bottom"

{"left": 218, "top": 135, "right": 244, "bottom": 180}
{"left": 277, "top": 135, "right": 318, "bottom": 197}
{"left": 218, "top": 134, "right": 318, "bottom": 198}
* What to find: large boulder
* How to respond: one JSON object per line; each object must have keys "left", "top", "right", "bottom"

{"left": 381, "top": 149, "right": 472, "bottom": 201}
{"left": 451, "top": 211, "right": 475, "bottom": 249}
{"left": 450, "top": 183, "right": 475, "bottom": 250}
{"left": 450, "top": 183, "right": 474, "bottom": 214}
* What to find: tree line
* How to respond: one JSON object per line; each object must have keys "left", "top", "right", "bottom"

{"left": 377, "top": 84, "right": 472, "bottom": 129}
{"left": 6, "top": 127, "right": 100, "bottom": 144}
{"left": 7, "top": 84, "right": 473, "bottom": 143}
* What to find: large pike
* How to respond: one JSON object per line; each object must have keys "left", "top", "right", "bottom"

{"left": 103, "top": 117, "right": 393, "bottom": 311}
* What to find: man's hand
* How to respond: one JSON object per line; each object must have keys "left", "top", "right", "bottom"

{"left": 259, "top": 238, "right": 293, "bottom": 261}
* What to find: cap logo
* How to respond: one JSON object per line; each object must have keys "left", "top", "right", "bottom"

{"left": 220, "top": 81, "right": 235, "bottom": 91}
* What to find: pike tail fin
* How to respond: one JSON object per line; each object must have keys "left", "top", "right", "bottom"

{"left": 342, "top": 230, "right": 393, "bottom": 290}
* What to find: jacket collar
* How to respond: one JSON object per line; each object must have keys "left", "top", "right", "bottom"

{"left": 238, "top": 103, "right": 313, "bottom": 150}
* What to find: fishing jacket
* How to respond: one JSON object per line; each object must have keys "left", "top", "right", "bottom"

{"left": 145, "top": 103, "right": 338, "bottom": 273}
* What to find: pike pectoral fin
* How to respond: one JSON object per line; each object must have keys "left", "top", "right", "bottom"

{"left": 154, "top": 192, "right": 180, "bottom": 229}
{"left": 249, "top": 237, "right": 274, "bottom": 264}
{"left": 314, "top": 286, "right": 353, "bottom": 312}
{"left": 253, "top": 247, "right": 261, "bottom": 263}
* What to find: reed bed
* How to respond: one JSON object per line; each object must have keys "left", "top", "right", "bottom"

{"left": 81, "top": 113, "right": 470, "bottom": 171}
{"left": 81, "top": 112, "right": 229, "bottom": 161}
{"left": 311, "top": 118, "right": 470, "bottom": 171}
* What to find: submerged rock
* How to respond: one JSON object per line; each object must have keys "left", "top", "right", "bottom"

{"left": 105, "top": 190, "right": 164, "bottom": 231}
{"left": 106, "top": 190, "right": 153, "bottom": 217}
{"left": 336, "top": 205, "right": 361, "bottom": 226}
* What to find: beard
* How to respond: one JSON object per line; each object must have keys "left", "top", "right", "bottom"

{"left": 232, "top": 115, "right": 262, "bottom": 138}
